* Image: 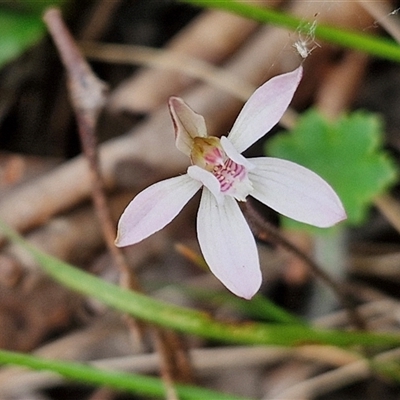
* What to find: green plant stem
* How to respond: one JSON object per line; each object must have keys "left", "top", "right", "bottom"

{"left": 2, "top": 220, "right": 400, "bottom": 348}
{"left": 184, "top": 287, "right": 306, "bottom": 325}
{"left": 0, "top": 349, "right": 250, "bottom": 400}
{"left": 179, "top": 0, "right": 400, "bottom": 62}
{"left": 226, "top": 293, "right": 306, "bottom": 325}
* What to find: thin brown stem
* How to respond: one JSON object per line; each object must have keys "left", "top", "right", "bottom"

{"left": 43, "top": 8, "right": 194, "bottom": 397}
{"left": 43, "top": 8, "right": 140, "bottom": 291}
{"left": 245, "top": 202, "right": 367, "bottom": 330}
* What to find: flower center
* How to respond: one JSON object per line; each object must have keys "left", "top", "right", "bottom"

{"left": 190, "top": 136, "right": 253, "bottom": 201}
{"left": 213, "top": 159, "right": 247, "bottom": 193}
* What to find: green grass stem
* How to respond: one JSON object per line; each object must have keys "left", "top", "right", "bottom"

{"left": 1, "top": 219, "right": 400, "bottom": 348}
{"left": 0, "top": 349, "right": 252, "bottom": 400}
{"left": 180, "top": 0, "right": 400, "bottom": 62}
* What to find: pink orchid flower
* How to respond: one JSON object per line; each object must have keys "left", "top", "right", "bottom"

{"left": 115, "top": 66, "right": 346, "bottom": 299}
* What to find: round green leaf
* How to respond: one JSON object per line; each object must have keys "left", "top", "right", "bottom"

{"left": 266, "top": 109, "right": 397, "bottom": 229}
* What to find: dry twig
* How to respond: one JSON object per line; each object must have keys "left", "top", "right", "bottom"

{"left": 245, "top": 203, "right": 367, "bottom": 330}
{"left": 43, "top": 9, "right": 194, "bottom": 399}
{"left": 43, "top": 7, "right": 139, "bottom": 293}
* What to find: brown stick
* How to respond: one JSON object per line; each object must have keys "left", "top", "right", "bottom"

{"left": 43, "top": 8, "right": 140, "bottom": 291}
{"left": 245, "top": 203, "right": 367, "bottom": 330}
{"left": 43, "top": 9, "right": 194, "bottom": 397}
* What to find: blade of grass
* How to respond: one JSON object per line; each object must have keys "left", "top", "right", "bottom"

{"left": 174, "top": 245, "right": 305, "bottom": 325}
{"left": 234, "top": 293, "right": 307, "bottom": 325}
{"left": 0, "top": 349, "right": 251, "bottom": 400}
{"left": 179, "top": 0, "right": 400, "bottom": 63}
{"left": 176, "top": 286, "right": 306, "bottom": 325}
{"left": 1, "top": 219, "right": 400, "bottom": 348}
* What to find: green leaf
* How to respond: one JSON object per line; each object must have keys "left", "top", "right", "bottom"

{"left": 0, "top": 348, "right": 251, "bottom": 400}
{"left": 0, "top": 9, "right": 45, "bottom": 67}
{"left": 2, "top": 218, "right": 400, "bottom": 348}
{"left": 176, "top": 285, "right": 306, "bottom": 325}
{"left": 266, "top": 109, "right": 397, "bottom": 230}
{"left": 180, "top": 0, "right": 400, "bottom": 63}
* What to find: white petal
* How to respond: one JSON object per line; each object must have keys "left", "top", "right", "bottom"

{"left": 228, "top": 67, "right": 303, "bottom": 153}
{"left": 248, "top": 157, "right": 347, "bottom": 228}
{"left": 168, "top": 96, "right": 208, "bottom": 156}
{"left": 187, "top": 165, "right": 224, "bottom": 204}
{"left": 197, "top": 190, "right": 262, "bottom": 299}
{"left": 116, "top": 174, "right": 201, "bottom": 246}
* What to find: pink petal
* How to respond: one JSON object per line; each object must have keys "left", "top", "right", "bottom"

{"left": 197, "top": 189, "right": 262, "bottom": 299}
{"left": 168, "top": 96, "right": 208, "bottom": 156}
{"left": 249, "top": 157, "right": 347, "bottom": 228}
{"left": 115, "top": 174, "right": 201, "bottom": 247}
{"left": 228, "top": 67, "right": 303, "bottom": 153}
